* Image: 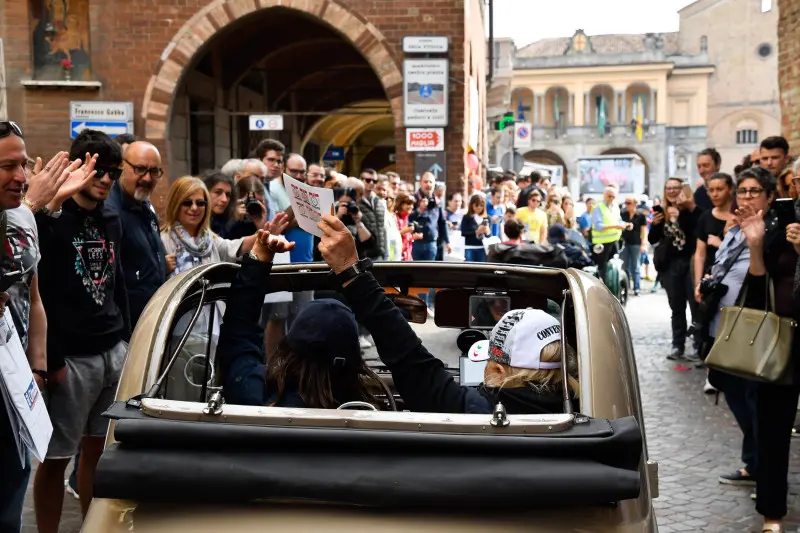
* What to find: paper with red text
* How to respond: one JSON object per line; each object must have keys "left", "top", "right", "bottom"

{"left": 283, "top": 175, "right": 334, "bottom": 239}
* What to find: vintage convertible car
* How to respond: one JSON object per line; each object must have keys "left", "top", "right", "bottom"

{"left": 82, "top": 261, "right": 658, "bottom": 532}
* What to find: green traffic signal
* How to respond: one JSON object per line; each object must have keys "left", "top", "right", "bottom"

{"left": 494, "top": 112, "right": 515, "bottom": 131}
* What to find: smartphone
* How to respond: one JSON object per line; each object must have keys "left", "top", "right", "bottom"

{"left": 652, "top": 205, "right": 664, "bottom": 214}
{"left": 482, "top": 217, "right": 490, "bottom": 226}
{"left": 774, "top": 198, "right": 795, "bottom": 228}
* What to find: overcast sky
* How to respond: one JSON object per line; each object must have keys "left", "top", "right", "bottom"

{"left": 491, "top": 0, "right": 698, "bottom": 47}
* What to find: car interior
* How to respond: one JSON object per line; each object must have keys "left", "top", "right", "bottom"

{"left": 93, "top": 263, "right": 647, "bottom": 511}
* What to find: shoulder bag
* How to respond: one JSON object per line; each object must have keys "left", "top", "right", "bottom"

{"left": 705, "top": 276, "right": 796, "bottom": 384}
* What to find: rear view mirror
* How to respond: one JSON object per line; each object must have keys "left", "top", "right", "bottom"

{"left": 388, "top": 294, "right": 428, "bottom": 324}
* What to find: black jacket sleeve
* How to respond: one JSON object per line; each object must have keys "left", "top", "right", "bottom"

{"left": 217, "top": 256, "right": 271, "bottom": 406}
{"left": 113, "top": 232, "right": 132, "bottom": 339}
{"left": 460, "top": 215, "right": 478, "bottom": 239}
{"left": 33, "top": 213, "right": 64, "bottom": 371}
{"left": 437, "top": 207, "right": 450, "bottom": 244}
{"left": 648, "top": 219, "right": 664, "bottom": 245}
{"left": 341, "top": 273, "right": 492, "bottom": 414}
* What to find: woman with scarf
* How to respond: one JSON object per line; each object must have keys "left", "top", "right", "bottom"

{"left": 161, "top": 176, "right": 260, "bottom": 277}
{"left": 648, "top": 178, "right": 704, "bottom": 362}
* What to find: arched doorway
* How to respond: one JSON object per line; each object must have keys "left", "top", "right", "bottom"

{"left": 141, "top": 1, "right": 403, "bottom": 176}
{"left": 523, "top": 149, "right": 568, "bottom": 186}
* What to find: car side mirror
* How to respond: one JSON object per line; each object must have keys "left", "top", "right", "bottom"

{"left": 388, "top": 294, "right": 428, "bottom": 324}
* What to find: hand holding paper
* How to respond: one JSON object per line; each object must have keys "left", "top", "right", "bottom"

{"left": 283, "top": 175, "right": 335, "bottom": 238}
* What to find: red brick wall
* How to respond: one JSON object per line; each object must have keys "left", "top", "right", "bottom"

{"left": 2, "top": 0, "right": 483, "bottom": 199}
{"left": 779, "top": 0, "right": 800, "bottom": 153}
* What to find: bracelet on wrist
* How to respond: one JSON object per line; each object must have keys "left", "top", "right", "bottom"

{"left": 22, "top": 196, "right": 38, "bottom": 212}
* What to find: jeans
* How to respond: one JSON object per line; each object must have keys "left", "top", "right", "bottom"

{"left": 620, "top": 244, "right": 641, "bottom": 291}
{"left": 722, "top": 374, "right": 759, "bottom": 477}
{"left": 464, "top": 248, "right": 487, "bottom": 262}
{"left": 661, "top": 258, "right": 698, "bottom": 352}
{"left": 0, "top": 405, "right": 31, "bottom": 533}
{"left": 412, "top": 241, "right": 437, "bottom": 261}
{"left": 412, "top": 242, "right": 438, "bottom": 306}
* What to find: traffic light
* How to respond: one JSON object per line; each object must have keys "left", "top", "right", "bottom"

{"left": 494, "top": 112, "right": 514, "bottom": 131}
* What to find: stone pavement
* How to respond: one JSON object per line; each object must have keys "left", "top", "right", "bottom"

{"left": 19, "top": 280, "right": 800, "bottom": 533}
{"left": 632, "top": 281, "right": 800, "bottom": 533}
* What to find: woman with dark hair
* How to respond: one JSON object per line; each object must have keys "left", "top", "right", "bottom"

{"left": 694, "top": 172, "right": 735, "bottom": 303}
{"left": 226, "top": 175, "right": 269, "bottom": 240}
{"left": 712, "top": 166, "right": 799, "bottom": 533}
{"left": 648, "top": 178, "right": 704, "bottom": 361}
{"left": 218, "top": 229, "right": 386, "bottom": 409}
{"left": 202, "top": 170, "right": 236, "bottom": 237}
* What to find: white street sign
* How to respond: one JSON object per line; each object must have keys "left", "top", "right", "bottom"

{"left": 514, "top": 122, "right": 532, "bottom": 149}
{"left": 249, "top": 115, "right": 283, "bottom": 131}
{"left": 403, "top": 36, "right": 449, "bottom": 54}
{"left": 70, "top": 101, "right": 133, "bottom": 121}
{"left": 403, "top": 59, "right": 449, "bottom": 127}
{"left": 69, "top": 101, "right": 134, "bottom": 139}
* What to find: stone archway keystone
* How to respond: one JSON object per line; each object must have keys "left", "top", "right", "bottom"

{"left": 141, "top": 0, "right": 403, "bottom": 139}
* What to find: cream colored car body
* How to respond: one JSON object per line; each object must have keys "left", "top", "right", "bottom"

{"left": 82, "top": 262, "right": 658, "bottom": 532}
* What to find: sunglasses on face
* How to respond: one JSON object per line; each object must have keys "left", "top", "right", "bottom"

{"left": 0, "top": 121, "right": 23, "bottom": 140}
{"left": 363, "top": 177, "right": 376, "bottom": 184}
{"left": 181, "top": 199, "right": 208, "bottom": 208}
{"left": 94, "top": 166, "right": 122, "bottom": 181}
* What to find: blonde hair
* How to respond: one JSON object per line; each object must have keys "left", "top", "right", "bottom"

{"left": 484, "top": 341, "right": 580, "bottom": 397}
{"left": 162, "top": 176, "right": 211, "bottom": 234}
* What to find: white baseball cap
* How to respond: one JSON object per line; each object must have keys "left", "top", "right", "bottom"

{"left": 468, "top": 309, "right": 563, "bottom": 370}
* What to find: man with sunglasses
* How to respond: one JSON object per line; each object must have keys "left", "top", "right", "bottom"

{"left": 32, "top": 130, "right": 130, "bottom": 532}
{"left": 104, "top": 140, "right": 166, "bottom": 329}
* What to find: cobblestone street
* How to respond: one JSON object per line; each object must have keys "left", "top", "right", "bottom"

{"left": 20, "top": 280, "right": 800, "bottom": 533}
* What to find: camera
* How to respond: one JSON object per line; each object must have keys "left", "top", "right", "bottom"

{"left": 347, "top": 202, "right": 360, "bottom": 215}
{"left": 689, "top": 277, "right": 729, "bottom": 337}
{"left": 410, "top": 221, "right": 421, "bottom": 232}
{"left": 244, "top": 193, "right": 263, "bottom": 218}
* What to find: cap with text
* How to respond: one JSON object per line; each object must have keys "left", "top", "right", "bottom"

{"left": 468, "top": 308, "right": 562, "bottom": 370}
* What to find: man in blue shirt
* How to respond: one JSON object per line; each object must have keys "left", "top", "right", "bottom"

{"left": 487, "top": 187, "right": 505, "bottom": 238}
{"left": 577, "top": 197, "right": 594, "bottom": 243}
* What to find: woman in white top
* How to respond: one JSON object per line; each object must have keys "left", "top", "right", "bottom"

{"left": 162, "top": 176, "right": 260, "bottom": 277}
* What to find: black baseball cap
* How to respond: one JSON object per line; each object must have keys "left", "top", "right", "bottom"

{"left": 286, "top": 299, "right": 362, "bottom": 368}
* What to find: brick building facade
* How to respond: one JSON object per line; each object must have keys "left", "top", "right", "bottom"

{"left": 0, "top": 0, "right": 487, "bottom": 208}
{"left": 778, "top": 0, "right": 800, "bottom": 152}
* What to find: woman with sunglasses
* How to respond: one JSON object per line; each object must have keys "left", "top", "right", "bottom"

{"left": 160, "top": 176, "right": 264, "bottom": 278}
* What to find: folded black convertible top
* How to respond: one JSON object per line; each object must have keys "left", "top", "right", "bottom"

{"left": 94, "top": 414, "right": 643, "bottom": 509}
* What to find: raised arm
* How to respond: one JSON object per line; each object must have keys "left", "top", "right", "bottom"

{"left": 317, "top": 215, "right": 491, "bottom": 414}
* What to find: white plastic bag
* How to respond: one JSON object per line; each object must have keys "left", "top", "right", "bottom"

{"left": 0, "top": 315, "right": 52, "bottom": 465}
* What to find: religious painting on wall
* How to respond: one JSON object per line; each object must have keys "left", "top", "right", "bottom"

{"left": 29, "top": 0, "right": 92, "bottom": 81}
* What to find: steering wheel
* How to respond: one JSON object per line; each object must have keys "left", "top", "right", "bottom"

{"left": 337, "top": 401, "right": 378, "bottom": 411}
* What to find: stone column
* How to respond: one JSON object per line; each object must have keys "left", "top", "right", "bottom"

{"left": 585, "top": 92, "right": 591, "bottom": 124}
{"left": 532, "top": 92, "right": 538, "bottom": 126}
{"left": 650, "top": 88, "right": 657, "bottom": 121}
{"left": 568, "top": 92, "right": 574, "bottom": 125}
{"left": 616, "top": 91, "right": 624, "bottom": 123}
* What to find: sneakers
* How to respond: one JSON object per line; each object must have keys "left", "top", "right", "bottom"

{"left": 64, "top": 478, "right": 79, "bottom": 500}
{"left": 718, "top": 468, "right": 756, "bottom": 486}
{"left": 703, "top": 379, "right": 717, "bottom": 394}
{"left": 358, "top": 335, "right": 372, "bottom": 349}
{"left": 683, "top": 351, "right": 702, "bottom": 364}
{"left": 667, "top": 347, "right": 684, "bottom": 360}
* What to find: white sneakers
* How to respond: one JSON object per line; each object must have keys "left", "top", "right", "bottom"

{"left": 359, "top": 335, "right": 372, "bottom": 349}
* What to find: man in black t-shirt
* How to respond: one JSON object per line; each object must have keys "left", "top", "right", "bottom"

{"left": 694, "top": 148, "right": 721, "bottom": 211}
{"left": 620, "top": 196, "right": 647, "bottom": 295}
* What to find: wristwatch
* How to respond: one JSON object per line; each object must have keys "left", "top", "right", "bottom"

{"left": 331, "top": 258, "right": 373, "bottom": 285}
{"left": 23, "top": 196, "right": 61, "bottom": 218}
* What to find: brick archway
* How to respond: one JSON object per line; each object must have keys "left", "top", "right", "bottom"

{"left": 140, "top": 0, "right": 404, "bottom": 140}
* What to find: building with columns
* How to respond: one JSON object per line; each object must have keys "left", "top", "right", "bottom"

{"left": 491, "top": 0, "right": 781, "bottom": 198}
